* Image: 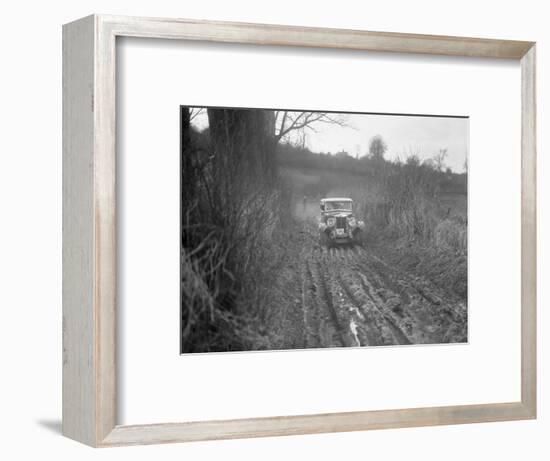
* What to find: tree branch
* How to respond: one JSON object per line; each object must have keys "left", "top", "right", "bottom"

{"left": 274, "top": 111, "right": 351, "bottom": 143}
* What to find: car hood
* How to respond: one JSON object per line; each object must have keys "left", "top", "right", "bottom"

{"left": 325, "top": 211, "right": 353, "bottom": 218}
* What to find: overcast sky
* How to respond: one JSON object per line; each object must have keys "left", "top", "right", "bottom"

{"left": 190, "top": 109, "right": 469, "bottom": 173}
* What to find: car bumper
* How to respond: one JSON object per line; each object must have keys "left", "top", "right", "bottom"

{"left": 332, "top": 238, "right": 353, "bottom": 245}
{"left": 329, "top": 230, "right": 352, "bottom": 241}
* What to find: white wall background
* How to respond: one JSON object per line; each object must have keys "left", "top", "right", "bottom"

{"left": 0, "top": 0, "right": 546, "bottom": 459}
{"left": 119, "top": 37, "right": 522, "bottom": 424}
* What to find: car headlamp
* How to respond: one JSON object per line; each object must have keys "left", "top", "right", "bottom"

{"left": 327, "top": 217, "right": 336, "bottom": 226}
{"left": 348, "top": 217, "right": 356, "bottom": 226}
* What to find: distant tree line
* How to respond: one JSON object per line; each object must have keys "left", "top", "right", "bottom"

{"left": 277, "top": 140, "right": 467, "bottom": 195}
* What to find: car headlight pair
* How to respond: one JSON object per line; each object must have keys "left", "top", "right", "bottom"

{"left": 327, "top": 217, "right": 336, "bottom": 226}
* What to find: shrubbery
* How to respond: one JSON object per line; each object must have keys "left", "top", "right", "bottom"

{"left": 180, "top": 110, "right": 291, "bottom": 352}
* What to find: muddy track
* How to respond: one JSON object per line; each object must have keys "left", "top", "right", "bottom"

{"left": 310, "top": 256, "right": 347, "bottom": 347}
{"left": 293, "top": 231, "right": 467, "bottom": 349}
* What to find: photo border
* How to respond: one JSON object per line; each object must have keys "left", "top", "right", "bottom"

{"left": 62, "top": 14, "right": 536, "bottom": 447}
{"left": 178, "top": 104, "right": 471, "bottom": 355}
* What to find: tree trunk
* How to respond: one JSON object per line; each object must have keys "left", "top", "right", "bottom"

{"left": 207, "top": 108, "right": 277, "bottom": 190}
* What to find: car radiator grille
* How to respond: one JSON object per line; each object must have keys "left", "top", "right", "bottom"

{"left": 336, "top": 217, "right": 347, "bottom": 229}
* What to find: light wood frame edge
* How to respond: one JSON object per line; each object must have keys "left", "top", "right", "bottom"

{"left": 62, "top": 14, "right": 537, "bottom": 448}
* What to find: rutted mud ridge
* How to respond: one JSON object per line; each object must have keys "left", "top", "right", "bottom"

{"left": 284, "top": 225, "right": 467, "bottom": 349}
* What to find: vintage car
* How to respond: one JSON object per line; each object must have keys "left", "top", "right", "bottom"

{"left": 318, "top": 197, "right": 364, "bottom": 246}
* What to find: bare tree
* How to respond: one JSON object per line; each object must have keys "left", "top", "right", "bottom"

{"left": 273, "top": 111, "right": 349, "bottom": 144}
{"left": 406, "top": 154, "right": 421, "bottom": 166}
{"left": 431, "top": 148, "right": 448, "bottom": 172}
{"left": 368, "top": 135, "right": 388, "bottom": 160}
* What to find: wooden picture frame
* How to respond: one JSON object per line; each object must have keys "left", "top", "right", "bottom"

{"left": 62, "top": 14, "right": 537, "bottom": 447}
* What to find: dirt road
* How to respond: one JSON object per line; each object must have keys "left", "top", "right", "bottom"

{"left": 274, "top": 224, "right": 467, "bottom": 349}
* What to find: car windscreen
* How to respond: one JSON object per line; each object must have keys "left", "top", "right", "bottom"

{"left": 325, "top": 201, "right": 352, "bottom": 211}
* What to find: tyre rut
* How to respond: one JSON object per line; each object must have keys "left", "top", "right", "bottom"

{"left": 309, "top": 254, "right": 347, "bottom": 348}
{"left": 295, "top": 224, "right": 467, "bottom": 348}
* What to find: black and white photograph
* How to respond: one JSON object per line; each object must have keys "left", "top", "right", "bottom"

{"left": 180, "top": 106, "right": 468, "bottom": 353}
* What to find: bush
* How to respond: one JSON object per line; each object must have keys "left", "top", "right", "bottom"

{"left": 434, "top": 217, "right": 467, "bottom": 251}
{"left": 181, "top": 186, "right": 289, "bottom": 352}
{"left": 359, "top": 156, "right": 468, "bottom": 301}
{"left": 180, "top": 113, "right": 292, "bottom": 352}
